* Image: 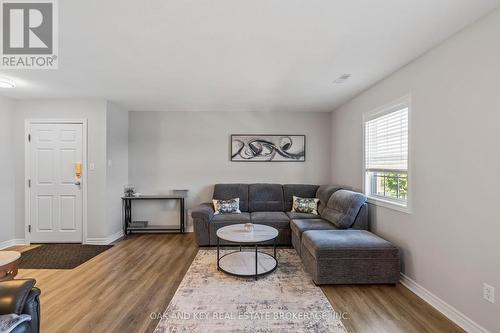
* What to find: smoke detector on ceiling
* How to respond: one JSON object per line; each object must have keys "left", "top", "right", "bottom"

{"left": 334, "top": 74, "right": 351, "bottom": 84}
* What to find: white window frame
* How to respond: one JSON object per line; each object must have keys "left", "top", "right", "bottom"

{"left": 362, "top": 95, "right": 412, "bottom": 214}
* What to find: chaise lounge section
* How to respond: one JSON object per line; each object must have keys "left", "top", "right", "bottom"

{"left": 301, "top": 230, "right": 400, "bottom": 284}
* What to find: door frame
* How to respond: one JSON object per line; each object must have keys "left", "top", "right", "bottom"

{"left": 24, "top": 119, "right": 88, "bottom": 245}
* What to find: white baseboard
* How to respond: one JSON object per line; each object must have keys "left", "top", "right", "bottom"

{"left": 400, "top": 273, "right": 490, "bottom": 333}
{"left": 1, "top": 233, "right": 125, "bottom": 248}
{"left": 0, "top": 239, "right": 27, "bottom": 250}
{"left": 85, "top": 230, "right": 124, "bottom": 245}
{"left": 106, "top": 230, "right": 125, "bottom": 243}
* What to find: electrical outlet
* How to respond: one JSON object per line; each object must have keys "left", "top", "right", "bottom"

{"left": 483, "top": 283, "right": 495, "bottom": 303}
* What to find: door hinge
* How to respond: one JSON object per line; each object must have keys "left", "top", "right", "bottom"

{"left": 28, "top": 179, "right": 31, "bottom": 188}
{"left": 28, "top": 225, "right": 31, "bottom": 233}
{"left": 28, "top": 134, "right": 31, "bottom": 142}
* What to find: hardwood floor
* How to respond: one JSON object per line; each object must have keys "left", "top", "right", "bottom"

{"left": 13, "top": 234, "right": 198, "bottom": 333}
{"left": 10, "top": 234, "right": 463, "bottom": 333}
{"left": 323, "top": 285, "right": 464, "bottom": 333}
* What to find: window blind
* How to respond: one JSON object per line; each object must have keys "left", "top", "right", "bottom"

{"left": 365, "top": 107, "right": 408, "bottom": 172}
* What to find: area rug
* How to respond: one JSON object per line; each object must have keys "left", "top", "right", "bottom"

{"left": 19, "top": 244, "right": 113, "bottom": 269}
{"left": 154, "top": 249, "right": 347, "bottom": 333}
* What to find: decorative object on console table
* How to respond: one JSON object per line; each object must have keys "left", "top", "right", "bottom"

{"left": 124, "top": 184, "right": 135, "bottom": 197}
{"left": 231, "top": 135, "right": 305, "bottom": 162}
{"left": 122, "top": 194, "right": 186, "bottom": 235}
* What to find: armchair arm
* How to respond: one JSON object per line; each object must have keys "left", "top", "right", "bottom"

{"left": 191, "top": 202, "right": 215, "bottom": 221}
{"left": 191, "top": 202, "right": 214, "bottom": 246}
{"left": 22, "top": 287, "right": 40, "bottom": 333}
{"left": 0, "top": 279, "right": 36, "bottom": 315}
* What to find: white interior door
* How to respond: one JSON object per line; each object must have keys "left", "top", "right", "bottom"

{"left": 29, "top": 122, "right": 84, "bottom": 243}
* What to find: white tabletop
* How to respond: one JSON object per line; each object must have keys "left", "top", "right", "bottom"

{"left": 216, "top": 224, "right": 279, "bottom": 243}
{"left": 0, "top": 251, "right": 21, "bottom": 266}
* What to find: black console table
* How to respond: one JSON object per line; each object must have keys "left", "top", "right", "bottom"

{"left": 122, "top": 195, "right": 185, "bottom": 235}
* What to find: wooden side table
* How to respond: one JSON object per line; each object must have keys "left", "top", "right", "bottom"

{"left": 0, "top": 251, "right": 21, "bottom": 281}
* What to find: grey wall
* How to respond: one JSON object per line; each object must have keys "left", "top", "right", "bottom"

{"left": 128, "top": 111, "right": 332, "bottom": 228}
{"left": 0, "top": 96, "right": 15, "bottom": 245}
{"left": 13, "top": 99, "right": 109, "bottom": 240}
{"left": 330, "top": 8, "right": 500, "bottom": 332}
{"left": 106, "top": 102, "right": 129, "bottom": 236}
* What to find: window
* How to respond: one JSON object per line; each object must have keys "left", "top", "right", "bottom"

{"left": 364, "top": 97, "right": 410, "bottom": 210}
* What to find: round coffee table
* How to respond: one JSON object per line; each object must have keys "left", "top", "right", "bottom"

{"left": 216, "top": 224, "right": 278, "bottom": 280}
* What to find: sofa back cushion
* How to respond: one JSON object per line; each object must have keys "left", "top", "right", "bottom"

{"left": 316, "top": 185, "right": 343, "bottom": 215}
{"left": 213, "top": 184, "right": 249, "bottom": 212}
{"left": 249, "top": 183, "right": 284, "bottom": 212}
{"left": 283, "top": 184, "right": 319, "bottom": 211}
{"left": 321, "top": 190, "right": 367, "bottom": 229}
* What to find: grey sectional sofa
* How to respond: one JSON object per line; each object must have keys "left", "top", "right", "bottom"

{"left": 191, "top": 183, "right": 368, "bottom": 246}
{"left": 192, "top": 183, "right": 400, "bottom": 285}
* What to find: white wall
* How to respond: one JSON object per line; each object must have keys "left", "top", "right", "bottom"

{"left": 106, "top": 102, "right": 129, "bottom": 236}
{"left": 13, "top": 99, "right": 109, "bottom": 240}
{"left": 129, "top": 111, "right": 332, "bottom": 228}
{"left": 0, "top": 96, "right": 15, "bottom": 246}
{"left": 331, "top": 8, "right": 500, "bottom": 332}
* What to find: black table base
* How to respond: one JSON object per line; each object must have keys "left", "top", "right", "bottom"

{"left": 216, "top": 237, "right": 278, "bottom": 280}
{"left": 122, "top": 195, "right": 185, "bottom": 235}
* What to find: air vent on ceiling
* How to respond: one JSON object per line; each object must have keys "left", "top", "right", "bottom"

{"left": 334, "top": 74, "right": 351, "bottom": 84}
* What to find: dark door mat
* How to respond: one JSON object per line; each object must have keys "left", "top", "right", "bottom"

{"left": 19, "top": 244, "right": 113, "bottom": 269}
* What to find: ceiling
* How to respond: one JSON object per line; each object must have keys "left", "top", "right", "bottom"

{"left": 1, "top": 0, "right": 499, "bottom": 111}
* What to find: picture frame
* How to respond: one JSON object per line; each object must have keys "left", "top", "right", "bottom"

{"left": 230, "top": 134, "right": 306, "bottom": 162}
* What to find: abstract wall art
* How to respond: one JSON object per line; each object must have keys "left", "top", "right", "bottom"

{"left": 230, "top": 135, "right": 306, "bottom": 162}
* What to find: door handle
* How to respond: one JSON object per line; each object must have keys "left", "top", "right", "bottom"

{"left": 75, "top": 163, "right": 82, "bottom": 186}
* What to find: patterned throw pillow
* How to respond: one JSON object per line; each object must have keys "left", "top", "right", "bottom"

{"left": 291, "top": 196, "right": 319, "bottom": 215}
{"left": 213, "top": 198, "right": 241, "bottom": 214}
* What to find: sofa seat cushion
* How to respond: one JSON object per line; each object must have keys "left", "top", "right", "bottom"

{"left": 290, "top": 219, "right": 337, "bottom": 239}
{"left": 211, "top": 212, "right": 250, "bottom": 223}
{"left": 286, "top": 212, "right": 318, "bottom": 220}
{"left": 302, "top": 230, "right": 400, "bottom": 260}
{"left": 321, "top": 190, "right": 367, "bottom": 229}
{"left": 249, "top": 184, "right": 284, "bottom": 212}
{"left": 250, "top": 212, "right": 289, "bottom": 228}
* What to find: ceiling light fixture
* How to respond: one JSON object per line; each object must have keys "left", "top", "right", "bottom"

{"left": 334, "top": 74, "right": 351, "bottom": 84}
{"left": 0, "top": 77, "right": 16, "bottom": 88}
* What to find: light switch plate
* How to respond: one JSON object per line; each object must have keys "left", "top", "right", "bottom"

{"left": 89, "top": 163, "right": 95, "bottom": 171}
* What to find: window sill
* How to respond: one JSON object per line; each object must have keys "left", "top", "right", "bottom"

{"left": 367, "top": 196, "right": 411, "bottom": 214}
